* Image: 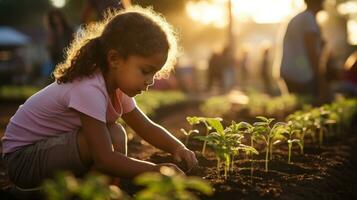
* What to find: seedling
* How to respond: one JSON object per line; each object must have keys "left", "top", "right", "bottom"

{"left": 252, "top": 116, "right": 285, "bottom": 172}
{"left": 186, "top": 116, "right": 222, "bottom": 156}
{"left": 180, "top": 128, "right": 199, "bottom": 146}
{"left": 196, "top": 119, "right": 258, "bottom": 179}
{"left": 284, "top": 121, "right": 303, "bottom": 163}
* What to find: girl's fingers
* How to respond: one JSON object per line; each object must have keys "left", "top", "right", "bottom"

{"left": 186, "top": 151, "right": 198, "bottom": 169}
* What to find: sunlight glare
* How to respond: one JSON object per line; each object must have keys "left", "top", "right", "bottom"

{"left": 186, "top": 1, "right": 228, "bottom": 28}
{"left": 50, "top": 0, "right": 66, "bottom": 8}
{"left": 337, "top": 1, "right": 357, "bottom": 15}
{"left": 186, "top": 0, "right": 305, "bottom": 26}
{"left": 317, "top": 11, "right": 329, "bottom": 25}
{"left": 233, "top": 0, "right": 303, "bottom": 24}
{"left": 347, "top": 19, "right": 357, "bottom": 45}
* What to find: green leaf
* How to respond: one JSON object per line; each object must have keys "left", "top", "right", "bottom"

{"left": 206, "top": 118, "right": 224, "bottom": 134}
{"left": 186, "top": 116, "right": 201, "bottom": 125}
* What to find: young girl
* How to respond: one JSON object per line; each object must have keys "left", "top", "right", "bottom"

{"left": 1, "top": 6, "right": 197, "bottom": 190}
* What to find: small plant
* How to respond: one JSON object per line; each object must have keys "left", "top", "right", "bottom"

{"left": 196, "top": 119, "right": 258, "bottom": 179}
{"left": 286, "top": 112, "right": 311, "bottom": 154}
{"left": 284, "top": 121, "right": 303, "bottom": 164}
{"left": 252, "top": 116, "right": 285, "bottom": 172}
{"left": 134, "top": 166, "right": 213, "bottom": 200}
{"left": 186, "top": 116, "right": 222, "bottom": 156}
{"left": 180, "top": 128, "right": 199, "bottom": 146}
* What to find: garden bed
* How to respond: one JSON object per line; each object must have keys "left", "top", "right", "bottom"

{"left": 141, "top": 132, "right": 357, "bottom": 200}
{"left": 123, "top": 98, "right": 357, "bottom": 200}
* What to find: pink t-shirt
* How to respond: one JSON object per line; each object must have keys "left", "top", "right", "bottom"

{"left": 2, "top": 72, "right": 136, "bottom": 154}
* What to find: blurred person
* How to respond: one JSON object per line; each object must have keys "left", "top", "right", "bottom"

{"left": 206, "top": 48, "right": 224, "bottom": 92}
{"left": 280, "top": 0, "right": 325, "bottom": 103}
{"left": 2, "top": 6, "right": 197, "bottom": 191}
{"left": 236, "top": 46, "right": 249, "bottom": 91}
{"left": 221, "top": 45, "right": 236, "bottom": 92}
{"left": 260, "top": 42, "right": 273, "bottom": 95}
{"left": 44, "top": 8, "right": 74, "bottom": 76}
{"left": 82, "top": 0, "right": 131, "bottom": 23}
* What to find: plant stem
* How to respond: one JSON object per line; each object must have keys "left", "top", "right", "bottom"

{"left": 288, "top": 142, "right": 292, "bottom": 164}
{"left": 224, "top": 154, "right": 230, "bottom": 180}
{"left": 202, "top": 141, "right": 207, "bottom": 156}
{"left": 202, "top": 128, "right": 209, "bottom": 156}
{"left": 270, "top": 146, "right": 273, "bottom": 160}
{"left": 319, "top": 128, "right": 323, "bottom": 147}
{"left": 217, "top": 157, "right": 221, "bottom": 172}
{"left": 250, "top": 157, "right": 254, "bottom": 184}
{"left": 231, "top": 155, "right": 235, "bottom": 172}
{"left": 265, "top": 139, "right": 270, "bottom": 172}
{"left": 250, "top": 138, "right": 254, "bottom": 184}
{"left": 300, "top": 131, "right": 305, "bottom": 154}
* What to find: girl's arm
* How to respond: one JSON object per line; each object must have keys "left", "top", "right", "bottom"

{"left": 79, "top": 112, "right": 180, "bottom": 178}
{"left": 122, "top": 107, "right": 198, "bottom": 169}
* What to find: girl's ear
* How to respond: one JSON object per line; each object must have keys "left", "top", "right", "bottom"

{"left": 107, "top": 49, "right": 122, "bottom": 69}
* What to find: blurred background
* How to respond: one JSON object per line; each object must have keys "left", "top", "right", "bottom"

{"left": 0, "top": 0, "right": 355, "bottom": 93}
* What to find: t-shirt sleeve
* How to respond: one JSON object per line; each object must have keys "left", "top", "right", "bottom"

{"left": 120, "top": 92, "right": 137, "bottom": 114}
{"left": 303, "top": 12, "right": 319, "bottom": 33}
{"left": 68, "top": 83, "right": 107, "bottom": 122}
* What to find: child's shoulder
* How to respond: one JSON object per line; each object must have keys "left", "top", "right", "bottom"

{"left": 69, "top": 72, "right": 105, "bottom": 89}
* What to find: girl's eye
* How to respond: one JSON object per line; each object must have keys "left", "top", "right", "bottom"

{"left": 141, "top": 69, "right": 151, "bottom": 75}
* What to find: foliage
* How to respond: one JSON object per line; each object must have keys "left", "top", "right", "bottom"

{"left": 0, "top": 86, "right": 40, "bottom": 99}
{"left": 199, "top": 96, "right": 231, "bottom": 117}
{"left": 42, "top": 172, "right": 130, "bottom": 200}
{"left": 199, "top": 93, "right": 301, "bottom": 119}
{"left": 134, "top": 166, "right": 213, "bottom": 200}
{"left": 135, "top": 90, "right": 186, "bottom": 116}
{"left": 43, "top": 169, "right": 213, "bottom": 200}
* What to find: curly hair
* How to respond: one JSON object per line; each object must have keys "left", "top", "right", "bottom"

{"left": 53, "top": 6, "right": 179, "bottom": 83}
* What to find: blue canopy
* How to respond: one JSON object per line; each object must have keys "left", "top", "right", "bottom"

{"left": 0, "top": 26, "right": 30, "bottom": 46}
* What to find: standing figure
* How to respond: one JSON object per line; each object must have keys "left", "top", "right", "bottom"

{"left": 236, "top": 47, "right": 249, "bottom": 91}
{"left": 260, "top": 43, "right": 273, "bottom": 94}
{"left": 207, "top": 50, "right": 223, "bottom": 91}
{"left": 280, "top": 0, "right": 325, "bottom": 102}
{"left": 45, "top": 8, "right": 73, "bottom": 69}
{"left": 2, "top": 6, "right": 197, "bottom": 191}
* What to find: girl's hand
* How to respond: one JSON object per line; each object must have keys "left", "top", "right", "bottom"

{"left": 172, "top": 146, "right": 198, "bottom": 171}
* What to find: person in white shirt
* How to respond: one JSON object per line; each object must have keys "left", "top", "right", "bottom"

{"left": 280, "top": 0, "right": 324, "bottom": 101}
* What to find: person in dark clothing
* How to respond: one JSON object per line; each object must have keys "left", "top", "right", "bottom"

{"left": 45, "top": 8, "right": 74, "bottom": 67}
{"left": 207, "top": 50, "right": 224, "bottom": 91}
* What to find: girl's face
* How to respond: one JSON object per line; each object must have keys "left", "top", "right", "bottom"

{"left": 108, "top": 52, "right": 167, "bottom": 97}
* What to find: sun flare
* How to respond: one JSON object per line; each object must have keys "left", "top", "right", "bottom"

{"left": 186, "top": 0, "right": 305, "bottom": 27}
